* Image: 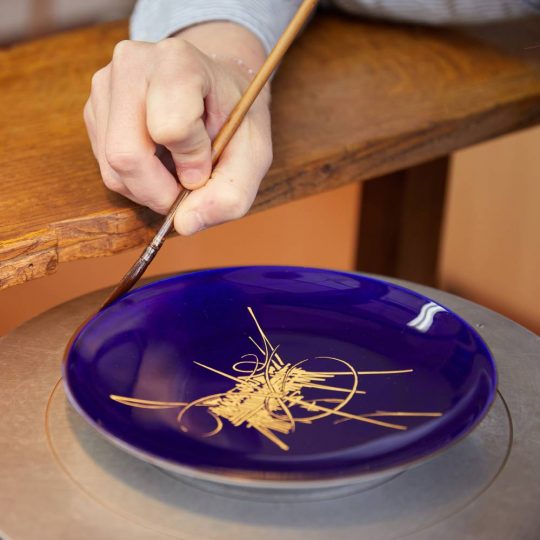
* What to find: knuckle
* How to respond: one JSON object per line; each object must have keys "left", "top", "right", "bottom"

{"left": 148, "top": 122, "right": 179, "bottom": 147}
{"left": 101, "top": 170, "right": 123, "bottom": 192}
{"left": 149, "top": 118, "right": 200, "bottom": 147}
{"left": 91, "top": 68, "right": 107, "bottom": 91}
{"left": 217, "top": 185, "right": 251, "bottom": 221}
{"left": 83, "top": 101, "right": 92, "bottom": 125}
{"left": 155, "top": 39, "right": 203, "bottom": 77}
{"left": 156, "top": 37, "right": 189, "bottom": 56}
{"left": 144, "top": 195, "right": 169, "bottom": 214}
{"left": 112, "top": 40, "right": 135, "bottom": 60}
{"left": 262, "top": 145, "right": 273, "bottom": 171}
{"left": 105, "top": 149, "right": 141, "bottom": 175}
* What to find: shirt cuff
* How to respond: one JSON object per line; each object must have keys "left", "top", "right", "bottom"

{"left": 130, "top": 0, "right": 303, "bottom": 54}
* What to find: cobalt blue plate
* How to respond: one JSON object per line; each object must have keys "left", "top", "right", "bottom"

{"left": 63, "top": 266, "right": 497, "bottom": 487}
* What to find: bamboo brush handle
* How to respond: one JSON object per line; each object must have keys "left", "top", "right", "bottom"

{"left": 211, "top": 0, "right": 318, "bottom": 165}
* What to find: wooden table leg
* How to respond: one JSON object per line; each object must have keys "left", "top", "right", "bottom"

{"left": 356, "top": 156, "right": 449, "bottom": 287}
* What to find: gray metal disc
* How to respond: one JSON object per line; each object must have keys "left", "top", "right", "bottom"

{"left": 1, "top": 274, "right": 539, "bottom": 540}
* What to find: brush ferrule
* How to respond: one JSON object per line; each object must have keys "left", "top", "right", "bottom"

{"left": 141, "top": 245, "right": 157, "bottom": 263}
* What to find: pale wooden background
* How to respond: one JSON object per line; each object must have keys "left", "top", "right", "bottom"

{"left": 1, "top": 1, "right": 539, "bottom": 336}
{"left": 440, "top": 126, "right": 540, "bottom": 336}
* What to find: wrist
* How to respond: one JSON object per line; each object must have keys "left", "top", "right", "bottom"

{"left": 173, "top": 21, "right": 271, "bottom": 106}
{"left": 173, "top": 21, "right": 267, "bottom": 74}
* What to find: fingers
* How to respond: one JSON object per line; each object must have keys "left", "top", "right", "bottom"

{"left": 173, "top": 107, "right": 272, "bottom": 236}
{"left": 87, "top": 65, "right": 133, "bottom": 199}
{"left": 83, "top": 98, "right": 98, "bottom": 157}
{"left": 85, "top": 37, "right": 272, "bottom": 225}
{"left": 146, "top": 39, "right": 213, "bottom": 191}
{"left": 105, "top": 41, "right": 181, "bottom": 214}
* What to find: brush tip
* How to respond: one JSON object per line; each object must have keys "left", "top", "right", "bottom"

{"left": 100, "top": 257, "right": 148, "bottom": 311}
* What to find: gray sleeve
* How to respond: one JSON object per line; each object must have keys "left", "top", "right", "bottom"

{"left": 130, "top": 0, "right": 303, "bottom": 54}
{"left": 331, "top": 0, "right": 537, "bottom": 25}
{"left": 130, "top": 0, "right": 539, "bottom": 55}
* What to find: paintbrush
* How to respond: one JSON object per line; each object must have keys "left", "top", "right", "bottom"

{"left": 100, "top": 0, "right": 318, "bottom": 311}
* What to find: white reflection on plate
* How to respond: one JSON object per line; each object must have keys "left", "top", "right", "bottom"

{"left": 407, "top": 302, "right": 447, "bottom": 333}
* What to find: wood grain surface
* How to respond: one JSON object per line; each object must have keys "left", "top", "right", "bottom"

{"left": 2, "top": 14, "right": 540, "bottom": 289}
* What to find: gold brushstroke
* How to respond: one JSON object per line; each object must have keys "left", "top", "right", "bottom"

{"left": 367, "top": 411, "right": 443, "bottom": 417}
{"left": 333, "top": 410, "right": 443, "bottom": 425}
{"left": 110, "top": 307, "right": 442, "bottom": 451}
{"left": 110, "top": 396, "right": 187, "bottom": 408}
{"left": 320, "top": 370, "right": 415, "bottom": 375}
{"left": 285, "top": 396, "right": 407, "bottom": 430}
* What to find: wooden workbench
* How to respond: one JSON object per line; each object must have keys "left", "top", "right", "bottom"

{"left": 2, "top": 14, "right": 540, "bottom": 289}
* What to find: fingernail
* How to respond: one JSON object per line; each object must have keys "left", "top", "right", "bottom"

{"left": 182, "top": 211, "right": 205, "bottom": 235}
{"left": 181, "top": 169, "right": 202, "bottom": 185}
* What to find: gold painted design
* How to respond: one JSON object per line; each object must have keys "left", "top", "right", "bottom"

{"left": 110, "top": 307, "right": 442, "bottom": 451}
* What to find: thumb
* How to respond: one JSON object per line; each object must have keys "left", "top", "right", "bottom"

{"left": 174, "top": 168, "right": 254, "bottom": 237}
{"left": 173, "top": 118, "right": 272, "bottom": 235}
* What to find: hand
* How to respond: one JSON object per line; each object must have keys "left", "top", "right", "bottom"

{"left": 84, "top": 23, "right": 272, "bottom": 236}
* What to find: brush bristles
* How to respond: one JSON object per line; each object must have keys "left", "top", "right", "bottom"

{"left": 100, "top": 256, "right": 149, "bottom": 310}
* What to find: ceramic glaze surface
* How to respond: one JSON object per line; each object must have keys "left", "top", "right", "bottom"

{"left": 64, "top": 267, "right": 497, "bottom": 482}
